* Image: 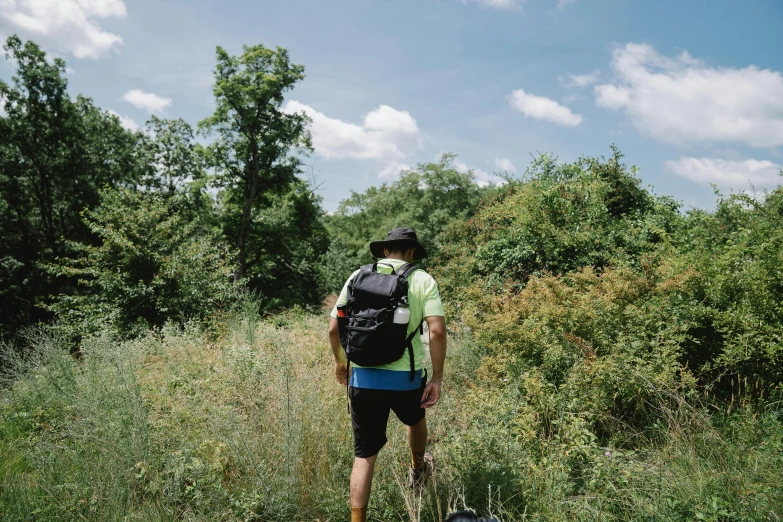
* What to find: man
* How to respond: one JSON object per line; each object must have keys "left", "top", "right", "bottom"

{"left": 328, "top": 228, "right": 447, "bottom": 522}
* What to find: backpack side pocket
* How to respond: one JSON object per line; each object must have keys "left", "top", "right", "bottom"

{"left": 336, "top": 304, "right": 349, "bottom": 349}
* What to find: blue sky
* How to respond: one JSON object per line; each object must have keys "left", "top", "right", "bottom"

{"left": 2, "top": 0, "right": 782, "bottom": 211}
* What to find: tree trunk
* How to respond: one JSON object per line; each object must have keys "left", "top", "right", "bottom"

{"left": 235, "top": 144, "right": 261, "bottom": 281}
{"left": 33, "top": 162, "right": 58, "bottom": 258}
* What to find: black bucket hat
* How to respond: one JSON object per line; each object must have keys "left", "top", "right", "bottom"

{"left": 370, "top": 227, "right": 429, "bottom": 260}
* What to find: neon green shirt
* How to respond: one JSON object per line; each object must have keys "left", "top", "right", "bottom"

{"left": 330, "top": 259, "right": 445, "bottom": 371}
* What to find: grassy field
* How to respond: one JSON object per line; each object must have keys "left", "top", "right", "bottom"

{"left": 1, "top": 305, "right": 781, "bottom": 521}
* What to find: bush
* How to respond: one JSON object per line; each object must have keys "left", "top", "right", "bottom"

{"left": 673, "top": 188, "right": 783, "bottom": 399}
{"left": 46, "top": 187, "right": 236, "bottom": 340}
{"left": 434, "top": 148, "right": 783, "bottom": 435}
{"left": 435, "top": 149, "right": 680, "bottom": 299}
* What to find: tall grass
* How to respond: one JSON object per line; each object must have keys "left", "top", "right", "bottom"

{"left": 1, "top": 308, "right": 781, "bottom": 521}
{"left": 0, "top": 329, "right": 160, "bottom": 520}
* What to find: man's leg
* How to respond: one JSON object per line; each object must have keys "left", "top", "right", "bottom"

{"left": 407, "top": 417, "right": 427, "bottom": 470}
{"left": 350, "top": 454, "right": 378, "bottom": 522}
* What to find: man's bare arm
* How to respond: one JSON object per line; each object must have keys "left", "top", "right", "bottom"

{"left": 328, "top": 317, "right": 348, "bottom": 385}
{"left": 421, "top": 315, "right": 446, "bottom": 407}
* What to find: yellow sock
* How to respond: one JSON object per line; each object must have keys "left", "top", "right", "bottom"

{"left": 351, "top": 506, "right": 367, "bottom": 522}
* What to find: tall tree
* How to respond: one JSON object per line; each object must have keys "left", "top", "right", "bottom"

{"left": 141, "top": 116, "right": 212, "bottom": 221}
{"left": 0, "top": 35, "right": 144, "bottom": 337}
{"left": 199, "top": 44, "right": 312, "bottom": 281}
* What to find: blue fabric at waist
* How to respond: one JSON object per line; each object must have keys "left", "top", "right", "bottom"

{"left": 350, "top": 367, "right": 423, "bottom": 391}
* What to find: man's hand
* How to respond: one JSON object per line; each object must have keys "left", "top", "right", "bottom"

{"left": 421, "top": 381, "right": 441, "bottom": 408}
{"left": 335, "top": 360, "right": 349, "bottom": 385}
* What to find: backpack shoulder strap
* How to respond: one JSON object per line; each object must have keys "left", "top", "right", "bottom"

{"left": 405, "top": 319, "right": 425, "bottom": 381}
{"left": 397, "top": 263, "right": 419, "bottom": 279}
{"left": 360, "top": 262, "right": 398, "bottom": 274}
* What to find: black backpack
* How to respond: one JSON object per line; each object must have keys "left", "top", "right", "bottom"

{"left": 336, "top": 262, "right": 423, "bottom": 381}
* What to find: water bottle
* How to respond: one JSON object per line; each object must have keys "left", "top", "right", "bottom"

{"left": 393, "top": 296, "right": 410, "bottom": 324}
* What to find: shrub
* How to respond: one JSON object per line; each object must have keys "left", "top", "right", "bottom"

{"left": 46, "top": 187, "right": 236, "bottom": 340}
{"left": 673, "top": 188, "right": 783, "bottom": 399}
{"left": 435, "top": 148, "right": 680, "bottom": 300}
{"left": 434, "top": 148, "right": 783, "bottom": 436}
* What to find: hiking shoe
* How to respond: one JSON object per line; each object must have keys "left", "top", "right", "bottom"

{"left": 408, "top": 452, "right": 434, "bottom": 489}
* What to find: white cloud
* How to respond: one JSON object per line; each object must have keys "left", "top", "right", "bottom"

{"left": 122, "top": 89, "right": 172, "bottom": 114}
{"left": 107, "top": 109, "right": 138, "bottom": 132}
{"left": 455, "top": 161, "right": 504, "bottom": 188}
{"left": 595, "top": 43, "right": 783, "bottom": 148}
{"left": 464, "top": 0, "right": 577, "bottom": 12}
{"left": 565, "top": 71, "right": 599, "bottom": 88}
{"left": 378, "top": 162, "right": 411, "bottom": 180}
{"left": 463, "top": 0, "right": 524, "bottom": 10}
{"left": 666, "top": 157, "right": 782, "bottom": 189}
{"left": 494, "top": 157, "right": 516, "bottom": 172}
{"left": 364, "top": 104, "right": 419, "bottom": 135}
{"left": 594, "top": 84, "right": 630, "bottom": 109}
{"left": 283, "top": 100, "right": 420, "bottom": 160}
{"left": 508, "top": 88, "right": 582, "bottom": 126}
{"left": 0, "top": 0, "right": 126, "bottom": 59}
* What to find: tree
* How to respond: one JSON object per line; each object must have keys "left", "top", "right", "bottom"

{"left": 434, "top": 149, "right": 679, "bottom": 296}
{"left": 141, "top": 116, "right": 213, "bottom": 222}
{"left": 0, "top": 36, "right": 144, "bottom": 337}
{"left": 199, "top": 44, "right": 312, "bottom": 281}
{"left": 142, "top": 116, "right": 202, "bottom": 195}
{"left": 320, "top": 153, "right": 485, "bottom": 293}
{"left": 236, "top": 179, "right": 329, "bottom": 308}
{"left": 46, "top": 188, "right": 235, "bottom": 341}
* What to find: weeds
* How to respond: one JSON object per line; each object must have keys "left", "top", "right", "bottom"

{"left": 1, "top": 311, "right": 781, "bottom": 521}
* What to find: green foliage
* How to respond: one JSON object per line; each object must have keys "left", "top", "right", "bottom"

{"left": 220, "top": 179, "right": 329, "bottom": 309}
{"left": 46, "top": 188, "right": 235, "bottom": 340}
{"left": 0, "top": 35, "right": 145, "bottom": 337}
{"left": 320, "top": 153, "right": 485, "bottom": 293}
{"left": 1, "top": 315, "right": 781, "bottom": 521}
{"left": 434, "top": 147, "right": 783, "bottom": 445}
{"left": 1, "top": 36, "right": 330, "bottom": 337}
{"left": 436, "top": 148, "right": 680, "bottom": 297}
{"left": 461, "top": 266, "right": 698, "bottom": 434}
{"left": 139, "top": 116, "right": 213, "bottom": 222}
{"left": 0, "top": 330, "right": 157, "bottom": 521}
{"left": 199, "top": 43, "right": 314, "bottom": 282}
{"left": 672, "top": 188, "right": 783, "bottom": 398}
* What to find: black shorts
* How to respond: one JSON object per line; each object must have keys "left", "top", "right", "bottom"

{"left": 349, "top": 386, "right": 426, "bottom": 458}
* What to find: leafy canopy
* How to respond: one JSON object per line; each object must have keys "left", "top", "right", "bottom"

{"left": 0, "top": 35, "right": 144, "bottom": 337}
{"left": 320, "top": 153, "right": 485, "bottom": 293}
{"left": 199, "top": 44, "right": 315, "bottom": 282}
{"left": 46, "top": 188, "right": 235, "bottom": 341}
